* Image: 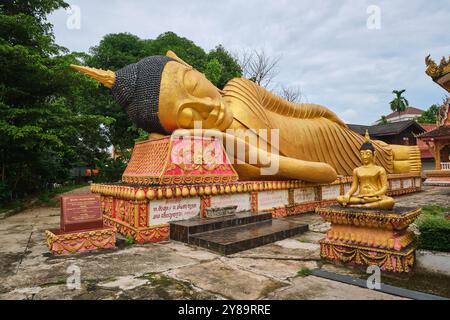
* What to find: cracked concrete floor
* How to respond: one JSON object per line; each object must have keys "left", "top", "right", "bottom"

{"left": 0, "top": 186, "right": 447, "bottom": 300}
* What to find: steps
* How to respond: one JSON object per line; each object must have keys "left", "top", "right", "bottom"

{"left": 170, "top": 212, "right": 308, "bottom": 255}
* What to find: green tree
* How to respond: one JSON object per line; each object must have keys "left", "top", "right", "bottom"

{"left": 416, "top": 104, "right": 440, "bottom": 124}
{"left": 378, "top": 115, "right": 390, "bottom": 125}
{"left": 143, "top": 32, "right": 207, "bottom": 70}
{"left": 204, "top": 58, "right": 223, "bottom": 87}
{"left": 206, "top": 45, "right": 242, "bottom": 89}
{"left": 389, "top": 89, "right": 409, "bottom": 116}
{"left": 88, "top": 33, "right": 146, "bottom": 70}
{"left": 0, "top": 1, "right": 111, "bottom": 203}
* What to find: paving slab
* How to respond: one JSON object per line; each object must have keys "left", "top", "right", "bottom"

{"left": 294, "top": 231, "right": 325, "bottom": 244}
{"left": 167, "top": 259, "right": 287, "bottom": 300}
{"left": 266, "top": 275, "right": 406, "bottom": 300}
{"left": 224, "top": 257, "right": 318, "bottom": 281}
{"left": 229, "top": 238, "right": 321, "bottom": 260}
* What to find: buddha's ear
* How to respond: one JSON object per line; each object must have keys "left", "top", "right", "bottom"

{"left": 166, "top": 50, "right": 192, "bottom": 68}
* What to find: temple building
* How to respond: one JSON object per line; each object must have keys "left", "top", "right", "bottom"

{"left": 418, "top": 55, "right": 450, "bottom": 185}
{"left": 375, "top": 107, "right": 425, "bottom": 124}
{"left": 348, "top": 120, "right": 425, "bottom": 146}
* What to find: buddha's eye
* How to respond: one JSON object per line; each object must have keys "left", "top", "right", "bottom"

{"left": 184, "top": 70, "right": 200, "bottom": 94}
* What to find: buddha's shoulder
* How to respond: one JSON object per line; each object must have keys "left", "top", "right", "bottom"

{"left": 374, "top": 165, "right": 387, "bottom": 173}
{"left": 224, "top": 77, "right": 258, "bottom": 91}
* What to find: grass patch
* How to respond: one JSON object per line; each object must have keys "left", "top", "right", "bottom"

{"left": 125, "top": 235, "right": 135, "bottom": 245}
{"left": 297, "top": 267, "right": 313, "bottom": 277}
{"left": 420, "top": 206, "right": 450, "bottom": 218}
{"left": 418, "top": 216, "right": 450, "bottom": 252}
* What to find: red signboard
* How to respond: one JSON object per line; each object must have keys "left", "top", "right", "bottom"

{"left": 60, "top": 195, "right": 103, "bottom": 232}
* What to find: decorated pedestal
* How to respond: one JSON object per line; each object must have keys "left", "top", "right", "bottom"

{"left": 92, "top": 173, "right": 422, "bottom": 244}
{"left": 45, "top": 194, "right": 116, "bottom": 255}
{"left": 316, "top": 206, "right": 421, "bottom": 273}
{"left": 46, "top": 227, "right": 116, "bottom": 255}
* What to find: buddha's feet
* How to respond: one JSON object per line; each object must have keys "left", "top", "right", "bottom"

{"left": 337, "top": 195, "right": 395, "bottom": 210}
{"left": 391, "top": 145, "right": 421, "bottom": 173}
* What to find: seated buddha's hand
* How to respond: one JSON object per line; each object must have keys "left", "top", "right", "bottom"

{"left": 341, "top": 194, "right": 351, "bottom": 205}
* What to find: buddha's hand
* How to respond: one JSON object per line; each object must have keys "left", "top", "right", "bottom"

{"left": 341, "top": 194, "right": 351, "bottom": 205}
{"left": 178, "top": 100, "right": 233, "bottom": 131}
{"left": 362, "top": 195, "right": 381, "bottom": 202}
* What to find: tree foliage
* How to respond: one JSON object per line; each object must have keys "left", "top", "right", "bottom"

{"left": 206, "top": 45, "right": 242, "bottom": 89}
{"left": 0, "top": 1, "right": 112, "bottom": 204}
{"left": 389, "top": 89, "right": 409, "bottom": 115}
{"left": 416, "top": 104, "right": 440, "bottom": 124}
{"left": 378, "top": 115, "right": 390, "bottom": 125}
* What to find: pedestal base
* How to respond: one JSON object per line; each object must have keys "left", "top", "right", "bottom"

{"left": 45, "top": 227, "right": 116, "bottom": 255}
{"left": 424, "top": 170, "right": 450, "bottom": 186}
{"left": 320, "top": 240, "right": 416, "bottom": 273}
{"left": 316, "top": 206, "right": 421, "bottom": 273}
{"left": 103, "top": 216, "right": 169, "bottom": 244}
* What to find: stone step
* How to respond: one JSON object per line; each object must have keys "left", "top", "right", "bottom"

{"left": 188, "top": 220, "right": 309, "bottom": 255}
{"left": 170, "top": 212, "right": 272, "bottom": 243}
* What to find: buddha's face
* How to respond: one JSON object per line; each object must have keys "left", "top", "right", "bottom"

{"left": 158, "top": 61, "right": 233, "bottom": 133}
{"left": 360, "top": 149, "right": 374, "bottom": 165}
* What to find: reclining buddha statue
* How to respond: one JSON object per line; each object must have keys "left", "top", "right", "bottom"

{"left": 71, "top": 51, "right": 421, "bottom": 184}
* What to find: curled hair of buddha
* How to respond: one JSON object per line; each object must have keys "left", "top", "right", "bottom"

{"left": 360, "top": 142, "right": 376, "bottom": 153}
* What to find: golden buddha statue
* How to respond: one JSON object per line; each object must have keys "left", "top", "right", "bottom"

{"left": 71, "top": 51, "right": 421, "bottom": 184}
{"left": 337, "top": 131, "right": 395, "bottom": 210}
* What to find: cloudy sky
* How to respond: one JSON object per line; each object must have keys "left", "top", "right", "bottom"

{"left": 48, "top": 0, "right": 450, "bottom": 125}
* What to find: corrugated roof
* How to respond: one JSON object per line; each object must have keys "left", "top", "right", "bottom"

{"left": 347, "top": 120, "right": 426, "bottom": 136}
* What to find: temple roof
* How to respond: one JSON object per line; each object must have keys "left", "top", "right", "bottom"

{"left": 384, "top": 107, "right": 424, "bottom": 120}
{"left": 416, "top": 126, "right": 450, "bottom": 139}
{"left": 348, "top": 120, "right": 425, "bottom": 137}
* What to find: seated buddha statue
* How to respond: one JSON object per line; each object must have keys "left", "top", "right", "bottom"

{"left": 71, "top": 51, "right": 421, "bottom": 183}
{"left": 337, "top": 131, "right": 395, "bottom": 210}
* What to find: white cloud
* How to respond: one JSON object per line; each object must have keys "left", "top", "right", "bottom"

{"left": 49, "top": 0, "right": 450, "bottom": 124}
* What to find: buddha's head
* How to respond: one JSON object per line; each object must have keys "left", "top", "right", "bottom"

{"left": 70, "top": 51, "right": 233, "bottom": 135}
{"left": 360, "top": 130, "right": 375, "bottom": 165}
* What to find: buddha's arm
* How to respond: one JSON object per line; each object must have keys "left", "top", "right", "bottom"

{"left": 347, "top": 169, "right": 359, "bottom": 197}
{"left": 182, "top": 129, "right": 338, "bottom": 183}
{"left": 373, "top": 168, "right": 389, "bottom": 197}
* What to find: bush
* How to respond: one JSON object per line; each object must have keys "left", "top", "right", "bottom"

{"left": 418, "top": 216, "right": 450, "bottom": 252}
{"left": 94, "top": 157, "right": 128, "bottom": 183}
{"left": 0, "top": 181, "right": 12, "bottom": 206}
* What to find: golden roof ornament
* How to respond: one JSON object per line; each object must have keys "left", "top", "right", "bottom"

{"left": 425, "top": 54, "right": 450, "bottom": 79}
{"left": 364, "top": 129, "right": 371, "bottom": 143}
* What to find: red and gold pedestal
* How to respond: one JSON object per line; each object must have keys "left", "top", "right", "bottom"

{"left": 45, "top": 227, "right": 116, "bottom": 255}
{"left": 316, "top": 206, "right": 421, "bottom": 273}
{"left": 92, "top": 173, "right": 422, "bottom": 244}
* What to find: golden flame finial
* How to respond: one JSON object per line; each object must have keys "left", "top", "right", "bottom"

{"left": 70, "top": 64, "right": 116, "bottom": 89}
{"left": 364, "top": 129, "right": 371, "bottom": 142}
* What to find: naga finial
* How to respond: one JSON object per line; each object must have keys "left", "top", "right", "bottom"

{"left": 425, "top": 54, "right": 439, "bottom": 78}
{"left": 70, "top": 64, "right": 116, "bottom": 88}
